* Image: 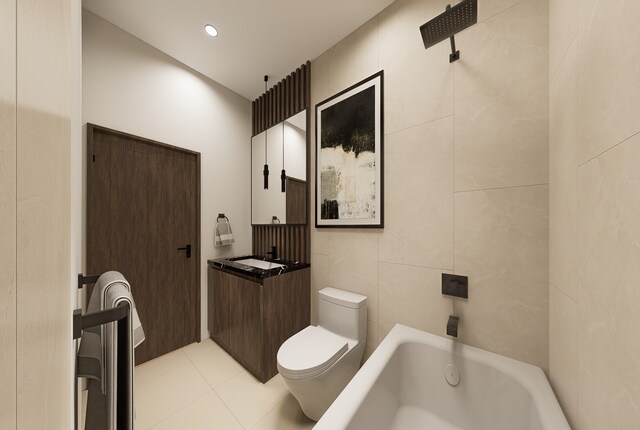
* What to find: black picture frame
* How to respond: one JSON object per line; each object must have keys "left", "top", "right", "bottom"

{"left": 315, "top": 70, "right": 384, "bottom": 228}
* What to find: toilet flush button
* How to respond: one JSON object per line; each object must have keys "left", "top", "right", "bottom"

{"left": 444, "top": 364, "right": 460, "bottom": 387}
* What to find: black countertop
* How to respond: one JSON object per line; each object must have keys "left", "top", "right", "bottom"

{"left": 208, "top": 255, "right": 310, "bottom": 280}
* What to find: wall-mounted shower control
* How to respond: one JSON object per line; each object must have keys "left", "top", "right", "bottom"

{"left": 442, "top": 273, "right": 468, "bottom": 299}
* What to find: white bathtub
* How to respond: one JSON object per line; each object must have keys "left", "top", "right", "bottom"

{"left": 315, "top": 324, "right": 569, "bottom": 430}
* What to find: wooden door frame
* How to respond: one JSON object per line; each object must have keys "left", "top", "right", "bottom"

{"left": 87, "top": 123, "right": 202, "bottom": 342}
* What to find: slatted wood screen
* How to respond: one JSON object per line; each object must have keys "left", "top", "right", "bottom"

{"left": 252, "top": 62, "right": 311, "bottom": 137}
{"left": 252, "top": 225, "right": 309, "bottom": 264}
{"left": 251, "top": 62, "right": 311, "bottom": 263}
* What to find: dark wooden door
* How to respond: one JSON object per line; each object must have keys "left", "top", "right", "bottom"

{"left": 87, "top": 125, "right": 200, "bottom": 364}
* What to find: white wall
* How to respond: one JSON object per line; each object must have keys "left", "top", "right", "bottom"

{"left": 549, "top": 0, "right": 640, "bottom": 427}
{"left": 82, "top": 10, "right": 252, "bottom": 338}
{"left": 310, "top": 0, "right": 549, "bottom": 368}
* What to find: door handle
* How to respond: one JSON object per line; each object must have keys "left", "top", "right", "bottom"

{"left": 177, "top": 244, "right": 191, "bottom": 258}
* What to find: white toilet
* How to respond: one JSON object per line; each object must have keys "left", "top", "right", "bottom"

{"left": 277, "top": 287, "right": 368, "bottom": 421}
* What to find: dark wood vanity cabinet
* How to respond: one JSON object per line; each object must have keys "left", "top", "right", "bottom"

{"left": 207, "top": 266, "right": 310, "bottom": 382}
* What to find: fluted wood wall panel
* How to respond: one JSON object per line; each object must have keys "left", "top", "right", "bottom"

{"left": 251, "top": 62, "right": 311, "bottom": 263}
{"left": 252, "top": 62, "right": 310, "bottom": 137}
{"left": 253, "top": 225, "right": 309, "bottom": 264}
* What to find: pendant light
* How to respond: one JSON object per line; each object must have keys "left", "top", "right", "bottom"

{"left": 281, "top": 121, "right": 286, "bottom": 193}
{"left": 263, "top": 75, "right": 269, "bottom": 190}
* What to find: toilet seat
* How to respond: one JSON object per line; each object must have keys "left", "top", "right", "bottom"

{"left": 277, "top": 326, "right": 350, "bottom": 380}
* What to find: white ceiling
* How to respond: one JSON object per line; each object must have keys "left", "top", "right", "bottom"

{"left": 83, "top": 0, "right": 395, "bottom": 101}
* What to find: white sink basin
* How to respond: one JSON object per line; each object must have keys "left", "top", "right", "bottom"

{"left": 235, "top": 258, "right": 286, "bottom": 270}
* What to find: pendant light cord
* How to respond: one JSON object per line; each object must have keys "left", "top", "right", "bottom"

{"left": 264, "top": 76, "right": 268, "bottom": 164}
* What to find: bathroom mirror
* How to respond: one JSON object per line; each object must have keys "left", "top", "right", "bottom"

{"left": 251, "top": 110, "right": 307, "bottom": 225}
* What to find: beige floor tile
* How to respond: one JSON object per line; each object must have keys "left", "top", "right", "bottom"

{"left": 151, "top": 391, "right": 242, "bottom": 430}
{"left": 182, "top": 338, "right": 225, "bottom": 361}
{"left": 215, "top": 372, "right": 289, "bottom": 429}
{"left": 134, "top": 362, "right": 211, "bottom": 430}
{"left": 135, "top": 348, "right": 191, "bottom": 386}
{"left": 251, "top": 394, "right": 315, "bottom": 430}
{"left": 187, "top": 341, "right": 245, "bottom": 389}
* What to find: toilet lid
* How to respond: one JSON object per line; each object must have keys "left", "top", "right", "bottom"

{"left": 277, "top": 326, "right": 349, "bottom": 379}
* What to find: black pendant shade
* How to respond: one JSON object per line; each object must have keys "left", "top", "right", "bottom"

{"left": 281, "top": 122, "right": 286, "bottom": 193}
{"left": 281, "top": 169, "right": 286, "bottom": 193}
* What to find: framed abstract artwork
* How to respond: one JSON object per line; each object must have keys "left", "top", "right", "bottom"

{"left": 315, "top": 71, "right": 384, "bottom": 228}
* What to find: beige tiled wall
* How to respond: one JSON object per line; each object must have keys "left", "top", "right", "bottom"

{"left": 549, "top": 0, "right": 640, "bottom": 428}
{"left": 310, "top": 0, "right": 549, "bottom": 367}
{"left": 0, "top": 0, "right": 17, "bottom": 428}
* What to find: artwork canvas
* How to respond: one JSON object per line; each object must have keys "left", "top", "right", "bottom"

{"left": 315, "top": 71, "right": 384, "bottom": 228}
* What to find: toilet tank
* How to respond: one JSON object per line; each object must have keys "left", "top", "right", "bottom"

{"left": 318, "top": 288, "right": 367, "bottom": 343}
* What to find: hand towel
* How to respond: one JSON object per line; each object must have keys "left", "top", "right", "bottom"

{"left": 215, "top": 219, "right": 235, "bottom": 246}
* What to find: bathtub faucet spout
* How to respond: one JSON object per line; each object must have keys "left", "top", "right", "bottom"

{"left": 447, "top": 315, "right": 459, "bottom": 337}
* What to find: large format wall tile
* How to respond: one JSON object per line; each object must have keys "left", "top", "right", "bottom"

{"left": 310, "top": 253, "right": 329, "bottom": 325}
{"left": 379, "top": 0, "right": 453, "bottom": 134}
{"left": 382, "top": 46, "right": 453, "bottom": 135}
{"left": 379, "top": 116, "right": 454, "bottom": 269}
{"left": 549, "top": 283, "right": 578, "bottom": 428}
{"left": 578, "top": 0, "right": 640, "bottom": 164}
{"left": 379, "top": 262, "right": 451, "bottom": 341}
{"left": 454, "top": 0, "right": 526, "bottom": 23}
{"left": 327, "top": 230, "right": 380, "bottom": 323}
{"left": 577, "top": 135, "right": 640, "bottom": 429}
{"left": 16, "top": 0, "right": 72, "bottom": 428}
{"left": 327, "top": 17, "right": 380, "bottom": 96}
{"left": 455, "top": 0, "right": 548, "bottom": 191}
{"left": 0, "top": 0, "right": 16, "bottom": 427}
{"left": 363, "top": 320, "right": 379, "bottom": 363}
{"left": 549, "top": 0, "right": 577, "bottom": 79}
{"left": 549, "top": 41, "right": 578, "bottom": 301}
{"left": 455, "top": 185, "right": 549, "bottom": 370}
{"left": 310, "top": 0, "right": 549, "bottom": 368}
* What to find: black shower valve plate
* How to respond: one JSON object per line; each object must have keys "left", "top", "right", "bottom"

{"left": 442, "top": 273, "right": 468, "bottom": 299}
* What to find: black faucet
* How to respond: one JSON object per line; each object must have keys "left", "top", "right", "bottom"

{"left": 447, "top": 315, "right": 459, "bottom": 337}
{"left": 266, "top": 245, "right": 277, "bottom": 260}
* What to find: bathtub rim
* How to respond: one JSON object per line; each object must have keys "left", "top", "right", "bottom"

{"left": 314, "top": 324, "right": 570, "bottom": 430}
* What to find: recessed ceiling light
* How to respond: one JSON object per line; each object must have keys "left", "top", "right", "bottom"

{"left": 204, "top": 24, "right": 218, "bottom": 37}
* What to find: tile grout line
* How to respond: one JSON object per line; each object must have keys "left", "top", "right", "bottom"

{"left": 575, "top": 6, "right": 581, "bottom": 422}
{"left": 550, "top": 33, "right": 578, "bottom": 86}
{"left": 549, "top": 281, "right": 577, "bottom": 305}
{"left": 480, "top": 0, "right": 527, "bottom": 24}
{"left": 145, "top": 389, "right": 212, "bottom": 430}
{"left": 378, "top": 259, "right": 453, "bottom": 273}
{"left": 247, "top": 395, "right": 290, "bottom": 430}
{"left": 577, "top": 129, "right": 640, "bottom": 169}
{"left": 183, "top": 345, "right": 241, "bottom": 390}
{"left": 385, "top": 113, "right": 454, "bottom": 138}
{"left": 455, "top": 182, "right": 549, "bottom": 194}
{"left": 15, "top": 0, "right": 18, "bottom": 426}
{"left": 183, "top": 347, "right": 245, "bottom": 428}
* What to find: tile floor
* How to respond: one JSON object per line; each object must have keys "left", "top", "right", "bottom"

{"left": 133, "top": 338, "right": 315, "bottom": 430}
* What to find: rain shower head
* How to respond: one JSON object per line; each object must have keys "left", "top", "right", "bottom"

{"left": 419, "top": 0, "right": 478, "bottom": 62}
